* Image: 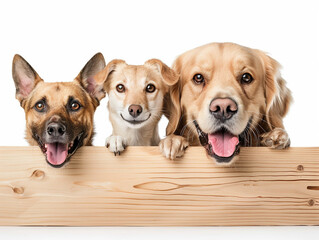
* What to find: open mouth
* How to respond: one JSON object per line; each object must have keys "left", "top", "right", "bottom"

{"left": 35, "top": 132, "right": 84, "bottom": 168}
{"left": 194, "top": 120, "right": 244, "bottom": 164}
{"left": 120, "top": 113, "right": 151, "bottom": 125}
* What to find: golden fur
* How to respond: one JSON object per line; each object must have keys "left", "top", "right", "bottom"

{"left": 160, "top": 42, "right": 292, "bottom": 163}
{"left": 93, "top": 59, "right": 179, "bottom": 154}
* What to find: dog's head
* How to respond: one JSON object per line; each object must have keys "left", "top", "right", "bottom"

{"left": 12, "top": 53, "right": 107, "bottom": 167}
{"left": 94, "top": 59, "right": 179, "bottom": 129}
{"left": 167, "top": 42, "right": 292, "bottom": 165}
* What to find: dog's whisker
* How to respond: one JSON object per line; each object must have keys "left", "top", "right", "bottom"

{"left": 180, "top": 120, "right": 197, "bottom": 137}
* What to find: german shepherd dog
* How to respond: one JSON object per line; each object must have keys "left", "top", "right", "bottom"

{"left": 12, "top": 53, "right": 107, "bottom": 167}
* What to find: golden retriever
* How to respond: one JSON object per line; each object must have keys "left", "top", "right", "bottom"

{"left": 92, "top": 59, "right": 178, "bottom": 154}
{"left": 160, "top": 42, "right": 292, "bottom": 165}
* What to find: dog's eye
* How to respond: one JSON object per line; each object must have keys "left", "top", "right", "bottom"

{"left": 193, "top": 74, "right": 205, "bottom": 84}
{"left": 34, "top": 101, "right": 45, "bottom": 112}
{"left": 70, "top": 101, "right": 81, "bottom": 111}
{"left": 146, "top": 84, "right": 156, "bottom": 93}
{"left": 116, "top": 84, "right": 125, "bottom": 93}
{"left": 241, "top": 73, "right": 254, "bottom": 84}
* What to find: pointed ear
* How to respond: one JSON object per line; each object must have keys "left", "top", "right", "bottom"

{"left": 164, "top": 57, "right": 183, "bottom": 136}
{"left": 144, "top": 59, "right": 179, "bottom": 86}
{"left": 74, "top": 52, "right": 106, "bottom": 101}
{"left": 12, "top": 54, "right": 43, "bottom": 105}
{"left": 258, "top": 50, "right": 292, "bottom": 130}
{"left": 93, "top": 59, "right": 127, "bottom": 92}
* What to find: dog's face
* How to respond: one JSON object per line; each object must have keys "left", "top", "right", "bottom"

{"left": 95, "top": 59, "right": 178, "bottom": 129}
{"left": 168, "top": 43, "right": 291, "bottom": 164}
{"left": 12, "top": 53, "right": 107, "bottom": 167}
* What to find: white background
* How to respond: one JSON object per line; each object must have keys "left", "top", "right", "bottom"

{"left": 0, "top": 0, "right": 318, "bottom": 239}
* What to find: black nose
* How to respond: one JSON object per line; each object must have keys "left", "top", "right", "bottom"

{"left": 128, "top": 104, "right": 143, "bottom": 118}
{"left": 47, "top": 123, "right": 66, "bottom": 137}
{"left": 210, "top": 98, "right": 238, "bottom": 122}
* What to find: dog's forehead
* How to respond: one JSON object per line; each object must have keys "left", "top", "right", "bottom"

{"left": 121, "top": 65, "right": 161, "bottom": 87}
{"left": 181, "top": 43, "right": 260, "bottom": 72}
{"left": 31, "top": 81, "right": 86, "bottom": 105}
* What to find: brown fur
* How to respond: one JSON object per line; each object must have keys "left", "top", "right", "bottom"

{"left": 12, "top": 53, "right": 107, "bottom": 166}
{"left": 22, "top": 81, "right": 96, "bottom": 146}
{"left": 161, "top": 42, "right": 292, "bottom": 160}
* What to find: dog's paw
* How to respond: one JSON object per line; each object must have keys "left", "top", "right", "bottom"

{"left": 261, "top": 128, "right": 290, "bottom": 149}
{"left": 159, "top": 134, "right": 189, "bottom": 160}
{"left": 105, "top": 135, "right": 127, "bottom": 155}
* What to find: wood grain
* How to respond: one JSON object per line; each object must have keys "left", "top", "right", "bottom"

{"left": 0, "top": 146, "right": 319, "bottom": 226}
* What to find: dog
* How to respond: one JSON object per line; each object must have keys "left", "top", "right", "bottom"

{"left": 160, "top": 42, "right": 292, "bottom": 165}
{"left": 91, "top": 59, "right": 179, "bottom": 154}
{"left": 12, "top": 53, "right": 107, "bottom": 167}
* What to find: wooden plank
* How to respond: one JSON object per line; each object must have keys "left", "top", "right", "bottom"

{"left": 0, "top": 146, "right": 318, "bottom": 226}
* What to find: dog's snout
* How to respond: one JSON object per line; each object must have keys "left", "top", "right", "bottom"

{"left": 47, "top": 122, "right": 66, "bottom": 137}
{"left": 128, "top": 104, "right": 143, "bottom": 118}
{"left": 210, "top": 98, "right": 238, "bottom": 122}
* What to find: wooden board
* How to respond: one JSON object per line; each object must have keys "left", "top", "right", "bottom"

{"left": 0, "top": 146, "right": 319, "bottom": 226}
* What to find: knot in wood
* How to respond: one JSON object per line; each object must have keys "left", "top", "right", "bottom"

{"left": 297, "top": 165, "right": 304, "bottom": 171}
{"left": 308, "top": 199, "right": 315, "bottom": 206}
{"left": 12, "top": 187, "right": 24, "bottom": 194}
{"left": 31, "top": 170, "right": 45, "bottom": 179}
{"left": 134, "top": 181, "right": 182, "bottom": 191}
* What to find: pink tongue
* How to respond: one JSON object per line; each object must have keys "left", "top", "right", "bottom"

{"left": 46, "top": 143, "right": 68, "bottom": 165}
{"left": 208, "top": 131, "right": 239, "bottom": 158}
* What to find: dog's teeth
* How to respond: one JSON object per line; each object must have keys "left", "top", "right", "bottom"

{"left": 68, "top": 142, "right": 74, "bottom": 150}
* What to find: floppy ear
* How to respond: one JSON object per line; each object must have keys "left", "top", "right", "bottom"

{"left": 164, "top": 57, "right": 183, "bottom": 136}
{"left": 144, "top": 58, "right": 181, "bottom": 135}
{"left": 12, "top": 54, "right": 43, "bottom": 106}
{"left": 93, "top": 59, "right": 127, "bottom": 92}
{"left": 259, "top": 51, "right": 292, "bottom": 130}
{"left": 144, "top": 59, "right": 179, "bottom": 86}
{"left": 74, "top": 52, "right": 106, "bottom": 102}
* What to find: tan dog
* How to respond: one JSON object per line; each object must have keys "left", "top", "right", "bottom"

{"left": 160, "top": 42, "right": 292, "bottom": 164}
{"left": 93, "top": 59, "right": 178, "bottom": 154}
{"left": 12, "top": 53, "right": 107, "bottom": 167}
